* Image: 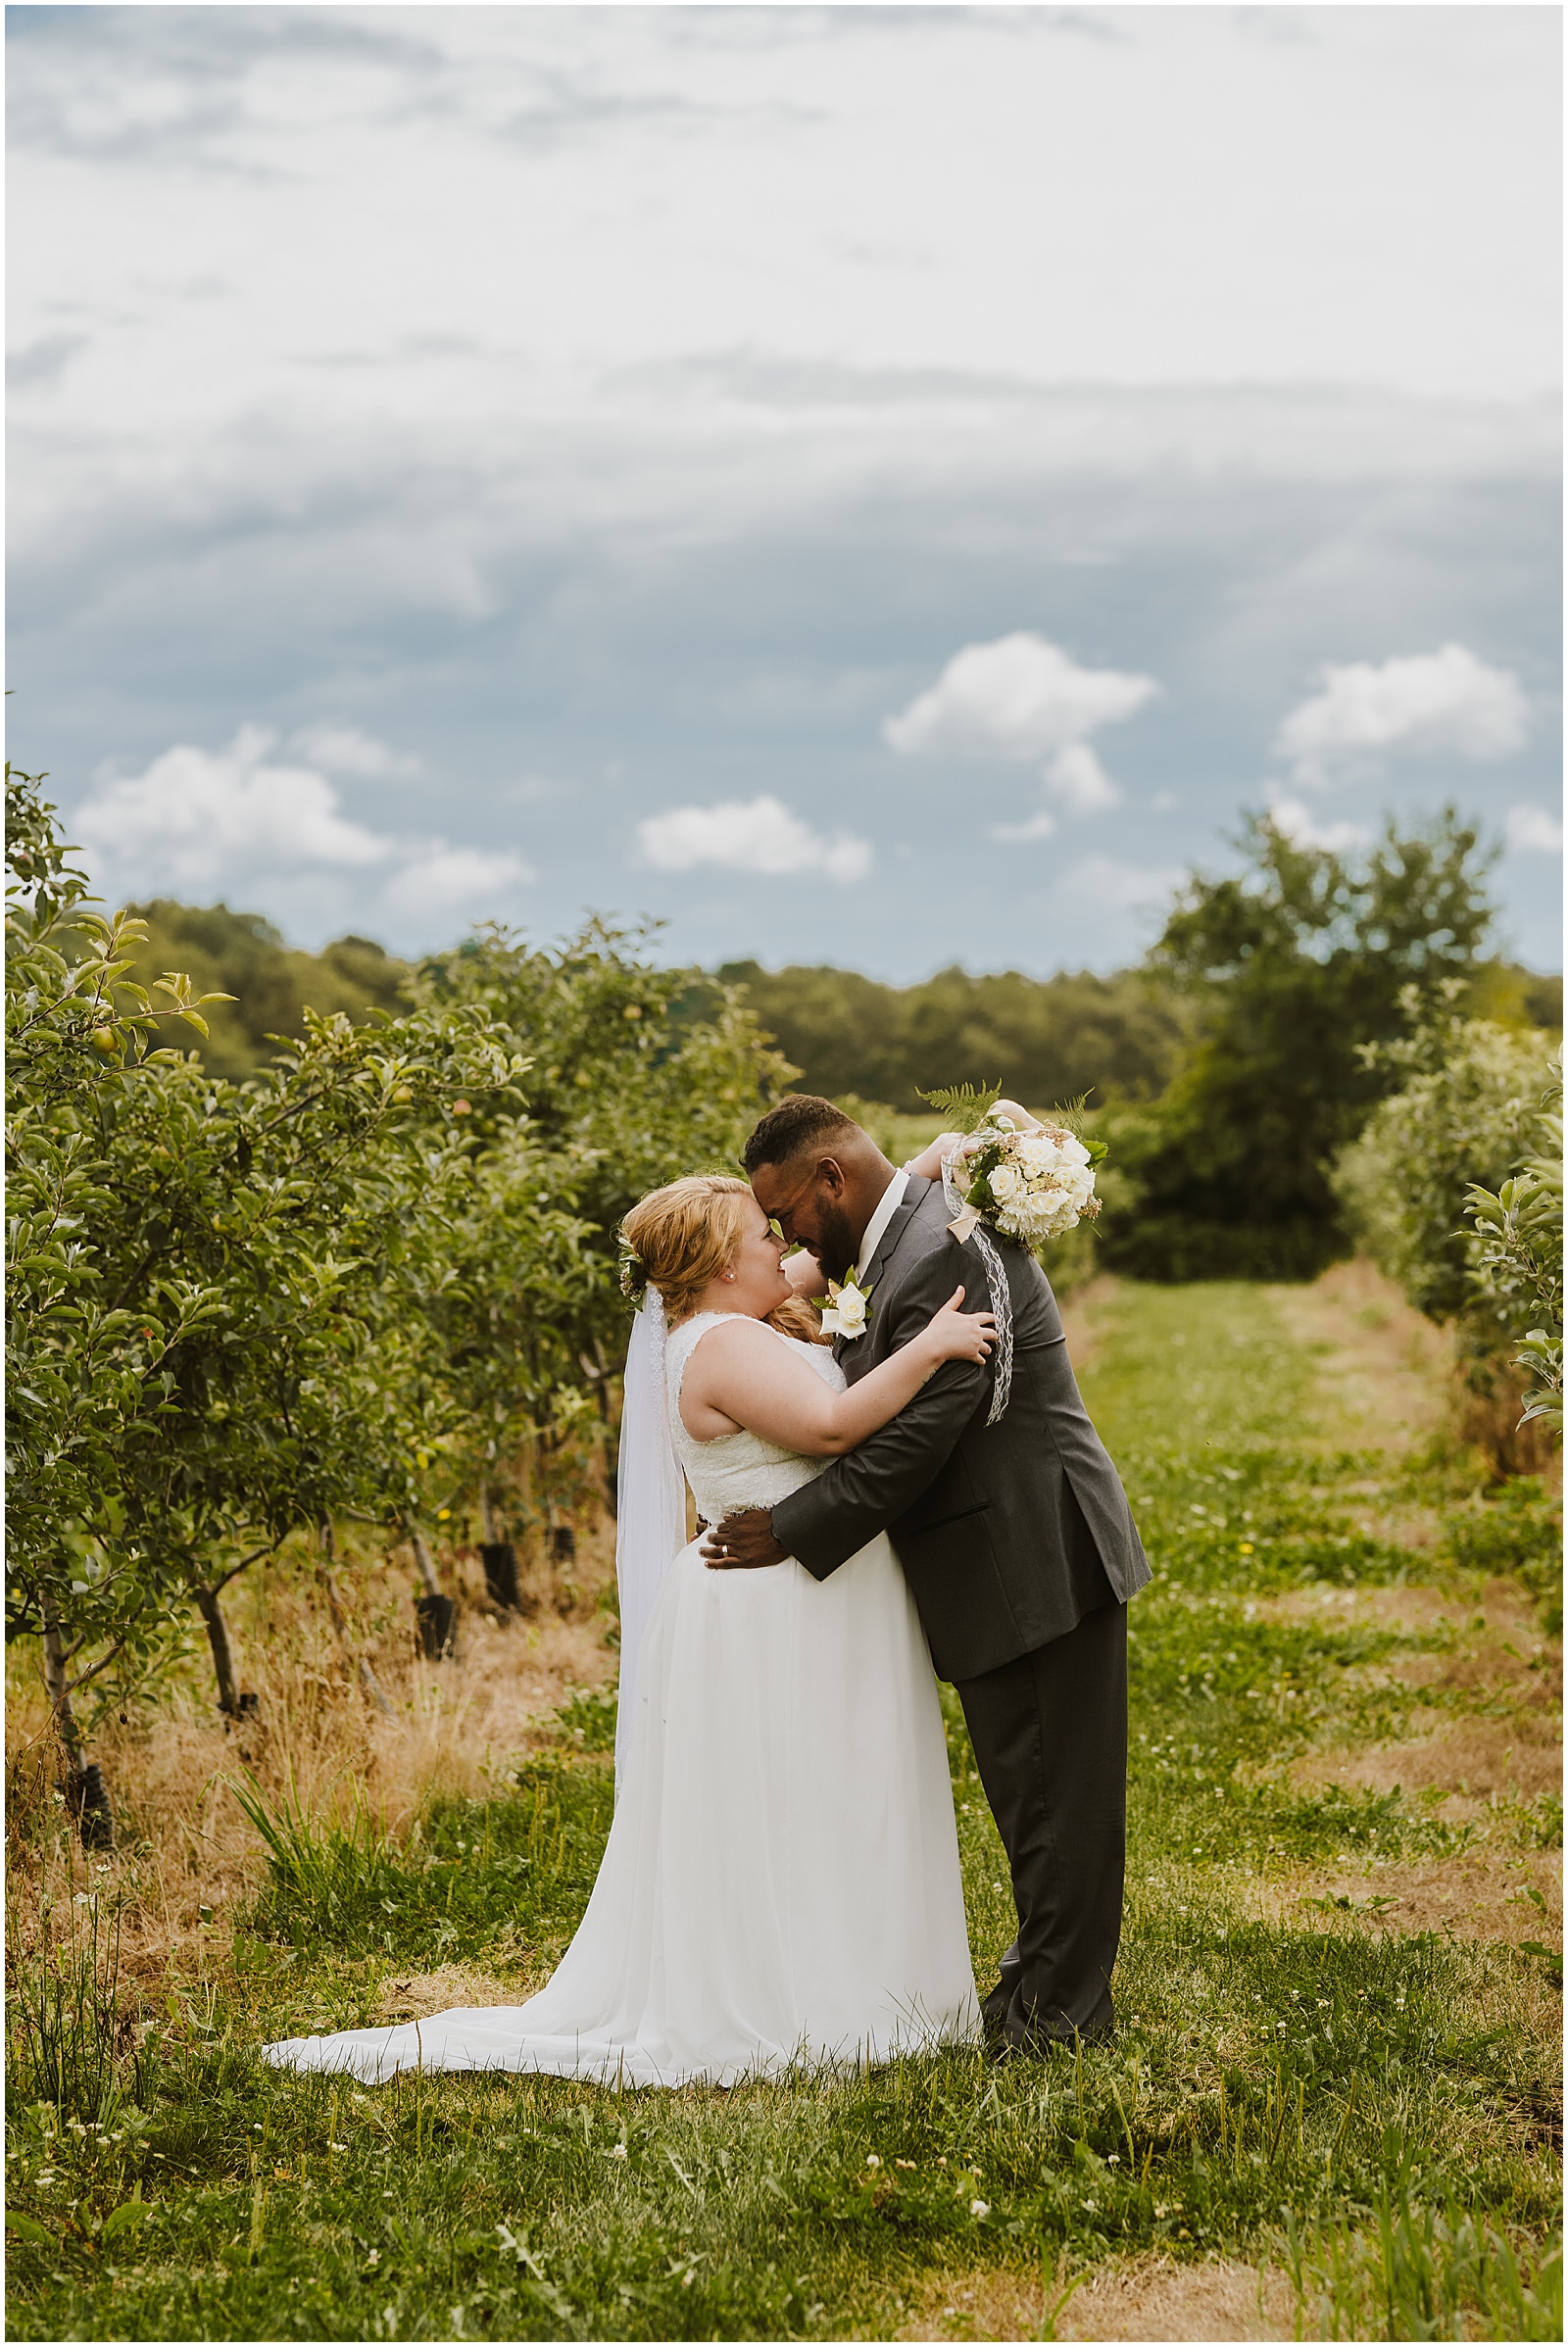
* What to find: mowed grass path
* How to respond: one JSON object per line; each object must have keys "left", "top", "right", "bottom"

{"left": 7, "top": 1278, "right": 1562, "bottom": 2341}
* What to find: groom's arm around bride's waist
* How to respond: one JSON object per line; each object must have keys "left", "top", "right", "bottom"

{"left": 769, "top": 1243, "right": 998, "bottom": 1582}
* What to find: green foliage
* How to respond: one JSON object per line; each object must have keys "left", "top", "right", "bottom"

{"left": 7, "top": 765, "right": 240, "bottom": 1737}
{"left": 1102, "top": 809, "right": 1501, "bottom": 1282}
{"left": 1465, "top": 1056, "right": 1562, "bottom": 1436}
{"left": 1333, "top": 991, "right": 1556, "bottom": 1331}
{"left": 407, "top": 920, "right": 795, "bottom": 1512}
{"left": 713, "top": 959, "right": 1191, "bottom": 1112}
{"left": 7, "top": 767, "right": 525, "bottom": 1739}
{"left": 111, "top": 902, "right": 411, "bottom": 1080}
{"left": 7, "top": 774, "right": 795, "bottom": 1743}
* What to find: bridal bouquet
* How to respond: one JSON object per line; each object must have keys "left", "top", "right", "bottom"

{"left": 921, "top": 1083, "right": 1106, "bottom": 1247}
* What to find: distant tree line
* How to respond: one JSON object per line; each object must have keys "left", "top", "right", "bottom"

{"left": 110, "top": 833, "right": 1559, "bottom": 1296}
{"left": 705, "top": 960, "right": 1195, "bottom": 1111}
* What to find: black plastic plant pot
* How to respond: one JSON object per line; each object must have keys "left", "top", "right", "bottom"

{"left": 548, "top": 1524, "right": 577, "bottom": 1564}
{"left": 70, "top": 1762, "right": 115, "bottom": 1852}
{"left": 416, "top": 1590, "right": 458, "bottom": 1658}
{"left": 479, "top": 1540, "right": 522, "bottom": 1612}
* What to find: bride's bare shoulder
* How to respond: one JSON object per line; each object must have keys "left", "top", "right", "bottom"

{"left": 678, "top": 1313, "right": 788, "bottom": 1382}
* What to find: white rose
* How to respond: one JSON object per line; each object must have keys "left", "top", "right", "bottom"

{"left": 989, "top": 1162, "right": 1023, "bottom": 1205}
{"left": 827, "top": 1283, "right": 868, "bottom": 1337}
{"left": 1060, "top": 1134, "right": 1092, "bottom": 1167}
{"left": 1019, "top": 1136, "right": 1058, "bottom": 1176}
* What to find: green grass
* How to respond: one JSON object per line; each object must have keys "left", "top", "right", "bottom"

{"left": 8, "top": 1280, "right": 1560, "bottom": 2340}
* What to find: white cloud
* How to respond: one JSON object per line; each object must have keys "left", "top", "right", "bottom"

{"left": 287, "top": 722, "right": 422, "bottom": 780}
{"left": 988, "top": 808, "right": 1057, "bottom": 845}
{"left": 1058, "top": 854, "right": 1186, "bottom": 915}
{"left": 884, "top": 634, "right": 1160, "bottom": 768}
{"left": 1504, "top": 803, "right": 1564, "bottom": 856}
{"left": 379, "top": 845, "right": 533, "bottom": 921}
{"left": 885, "top": 634, "right": 1158, "bottom": 832}
{"left": 1042, "top": 742, "right": 1120, "bottom": 816}
{"left": 73, "top": 725, "right": 532, "bottom": 936}
{"left": 637, "top": 795, "right": 871, "bottom": 884}
{"left": 1266, "top": 794, "right": 1372, "bottom": 854}
{"left": 79, "top": 726, "right": 390, "bottom": 885}
{"left": 1276, "top": 643, "right": 1529, "bottom": 785}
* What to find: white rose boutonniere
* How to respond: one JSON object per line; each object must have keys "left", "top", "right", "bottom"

{"left": 820, "top": 1272, "right": 873, "bottom": 1340}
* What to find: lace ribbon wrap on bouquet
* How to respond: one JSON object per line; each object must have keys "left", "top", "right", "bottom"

{"left": 940, "top": 1149, "right": 1014, "bottom": 1429}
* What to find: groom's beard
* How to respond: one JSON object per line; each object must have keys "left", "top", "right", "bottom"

{"left": 812, "top": 1199, "right": 862, "bottom": 1286}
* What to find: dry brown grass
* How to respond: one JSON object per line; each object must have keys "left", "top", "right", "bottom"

{"left": 1269, "top": 1259, "right": 1454, "bottom": 1459}
{"left": 5, "top": 1516, "right": 620, "bottom": 2000}
{"left": 1246, "top": 1563, "right": 1564, "bottom": 1950}
{"left": 1271, "top": 1258, "right": 1561, "bottom": 1491}
{"left": 1244, "top": 1844, "right": 1563, "bottom": 1947}
{"left": 373, "top": 1961, "right": 543, "bottom": 2019}
{"left": 894, "top": 2251, "right": 1294, "bottom": 2341}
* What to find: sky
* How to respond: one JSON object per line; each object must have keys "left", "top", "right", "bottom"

{"left": 7, "top": 3, "right": 1562, "bottom": 979}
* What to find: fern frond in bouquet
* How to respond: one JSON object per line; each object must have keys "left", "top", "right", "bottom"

{"left": 914, "top": 1079, "right": 1004, "bottom": 1134}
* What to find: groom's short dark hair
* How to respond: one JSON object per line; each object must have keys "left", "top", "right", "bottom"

{"left": 743, "top": 1095, "right": 857, "bottom": 1174}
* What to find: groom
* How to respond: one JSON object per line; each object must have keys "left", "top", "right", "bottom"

{"left": 703, "top": 1095, "right": 1150, "bottom": 2051}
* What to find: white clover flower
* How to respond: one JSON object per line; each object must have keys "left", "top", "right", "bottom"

{"left": 969, "top": 2198, "right": 990, "bottom": 2219}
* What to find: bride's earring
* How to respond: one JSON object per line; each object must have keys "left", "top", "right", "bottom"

{"left": 722, "top": 1271, "right": 736, "bottom": 1282}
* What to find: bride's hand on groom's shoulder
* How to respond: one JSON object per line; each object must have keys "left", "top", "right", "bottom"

{"left": 703, "top": 1508, "right": 788, "bottom": 1571}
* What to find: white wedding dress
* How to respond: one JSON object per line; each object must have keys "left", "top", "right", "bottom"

{"left": 261, "top": 1312, "right": 977, "bottom": 2086}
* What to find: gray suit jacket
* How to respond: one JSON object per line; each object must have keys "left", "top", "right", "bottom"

{"left": 770, "top": 1176, "right": 1151, "bottom": 1682}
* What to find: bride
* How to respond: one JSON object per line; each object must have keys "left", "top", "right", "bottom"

{"left": 262, "top": 1170, "right": 994, "bottom": 2085}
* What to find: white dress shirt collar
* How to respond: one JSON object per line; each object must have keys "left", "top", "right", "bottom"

{"left": 855, "top": 1166, "right": 909, "bottom": 1283}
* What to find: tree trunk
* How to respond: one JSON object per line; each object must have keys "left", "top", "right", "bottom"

{"left": 193, "top": 1586, "right": 241, "bottom": 1717}
{"left": 40, "top": 1615, "right": 86, "bottom": 1773}
{"left": 410, "top": 1532, "right": 442, "bottom": 1598}
{"left": 409, "top": 1531, "right": 456, "bottom": 1660}
{"left": 477, "top": 1480, "right": 497, "bottom": 1544}
{"left": 42, "top": 1614, "right": 113, "bottom": 1848}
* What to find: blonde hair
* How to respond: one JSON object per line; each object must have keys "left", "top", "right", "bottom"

{"left": 620, "top": 1174, "right": 826, "bottom": 1343}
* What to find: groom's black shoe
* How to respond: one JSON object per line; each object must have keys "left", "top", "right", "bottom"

{"left": 980, "top": 1939, "right": 1024, "bottom": 2046}
{"left": 981, "top": 1953, "right": 1115, "bottom": 2061}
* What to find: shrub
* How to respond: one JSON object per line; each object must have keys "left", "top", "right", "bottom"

{"left": 1465, "top": 1055, "right": 1562, "bottom": 1438}
{"left": 1333, "top": 994, "right": 1557, "bottom": 1330}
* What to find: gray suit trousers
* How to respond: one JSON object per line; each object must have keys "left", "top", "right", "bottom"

{"left": 953, "top": 1481, "right": 1127, "bottom": 2047}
